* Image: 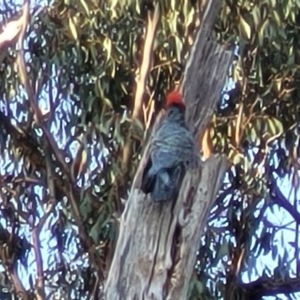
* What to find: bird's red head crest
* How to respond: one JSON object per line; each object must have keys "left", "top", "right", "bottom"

{"left": 165, "top": 90, "right": 185, "bottom": 109}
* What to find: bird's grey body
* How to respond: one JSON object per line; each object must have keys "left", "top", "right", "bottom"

{"left": 141, "top": 103, "right": 197, "bottom": 202}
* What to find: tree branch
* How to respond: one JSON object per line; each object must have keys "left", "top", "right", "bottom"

{"left": 121, "top": 4, "right": 160, "bottom": 197}
{"left": 180, "top": 0, "right": 232, "bottom": 137}
{"left": 167, "top": 155, "right": 229, "bottom": 299}
{"left": 104, "top": 0, "right": 233, "bottom": 299}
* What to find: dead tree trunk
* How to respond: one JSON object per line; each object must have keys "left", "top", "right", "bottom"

{"left": 104, "top": 0, "right": 233, "bottom": 299}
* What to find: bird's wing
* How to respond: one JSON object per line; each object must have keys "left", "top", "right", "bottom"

{"left": 149, "top": 122, "right": 195, "bottom": 170}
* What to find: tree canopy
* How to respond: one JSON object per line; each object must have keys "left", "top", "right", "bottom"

{"left": 0, "top": 0, "right": 300, "bottom": 299}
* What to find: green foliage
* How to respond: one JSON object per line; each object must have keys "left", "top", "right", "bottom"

{"left": 214, "top": 0, "right": 300, "bottom": 158}
{"left": 1, "top": 0, "right": 300, "bottom": 298}
{"left": 196, "top": 0, "right": 300, "bottom": 298}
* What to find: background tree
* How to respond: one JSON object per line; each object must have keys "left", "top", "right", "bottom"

{"left": 0, "top": 0, "right": 299, "bottom": 299}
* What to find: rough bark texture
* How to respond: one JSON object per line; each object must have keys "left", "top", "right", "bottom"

{"left": 104, "top": 0, "right": 233, "bottom": 299}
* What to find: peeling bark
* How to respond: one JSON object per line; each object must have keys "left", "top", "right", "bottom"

{"left": 104, "top": 0, "right": 233, "bottom": 299}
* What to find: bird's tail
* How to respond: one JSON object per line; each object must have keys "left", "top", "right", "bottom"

{"left": 151, "top": 163, "right": 185, "bottom": 202}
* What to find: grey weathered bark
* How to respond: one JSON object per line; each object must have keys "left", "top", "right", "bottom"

{"left": 104, "top": 0, "right": 233, "bottom": 299}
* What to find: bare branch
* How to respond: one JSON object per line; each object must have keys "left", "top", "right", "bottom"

{"left": 31, "top": 151, "right": 57, "bottom": 300}
{"left": 105, "top": 0, "right": 233, "bottom": 298}
{"left": 0, "top": 220, "right": 29, "bottom": 299}
{"left": 0, "top": 1, "right": 27, "bottom": 50}
{"left": 180, "top": 0, "right": 232, "bottom": 137}
{"left": 132, "top": 3, "right": 160, "bottom": 121}
{"left": 32, "top": 228, "right": 45, "bottom": 300}
{"left": 121, "top": 4, "right": 160, "bottom": 195}
{"left": 167, "top": 155, "right": 230, "bottom": 298}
